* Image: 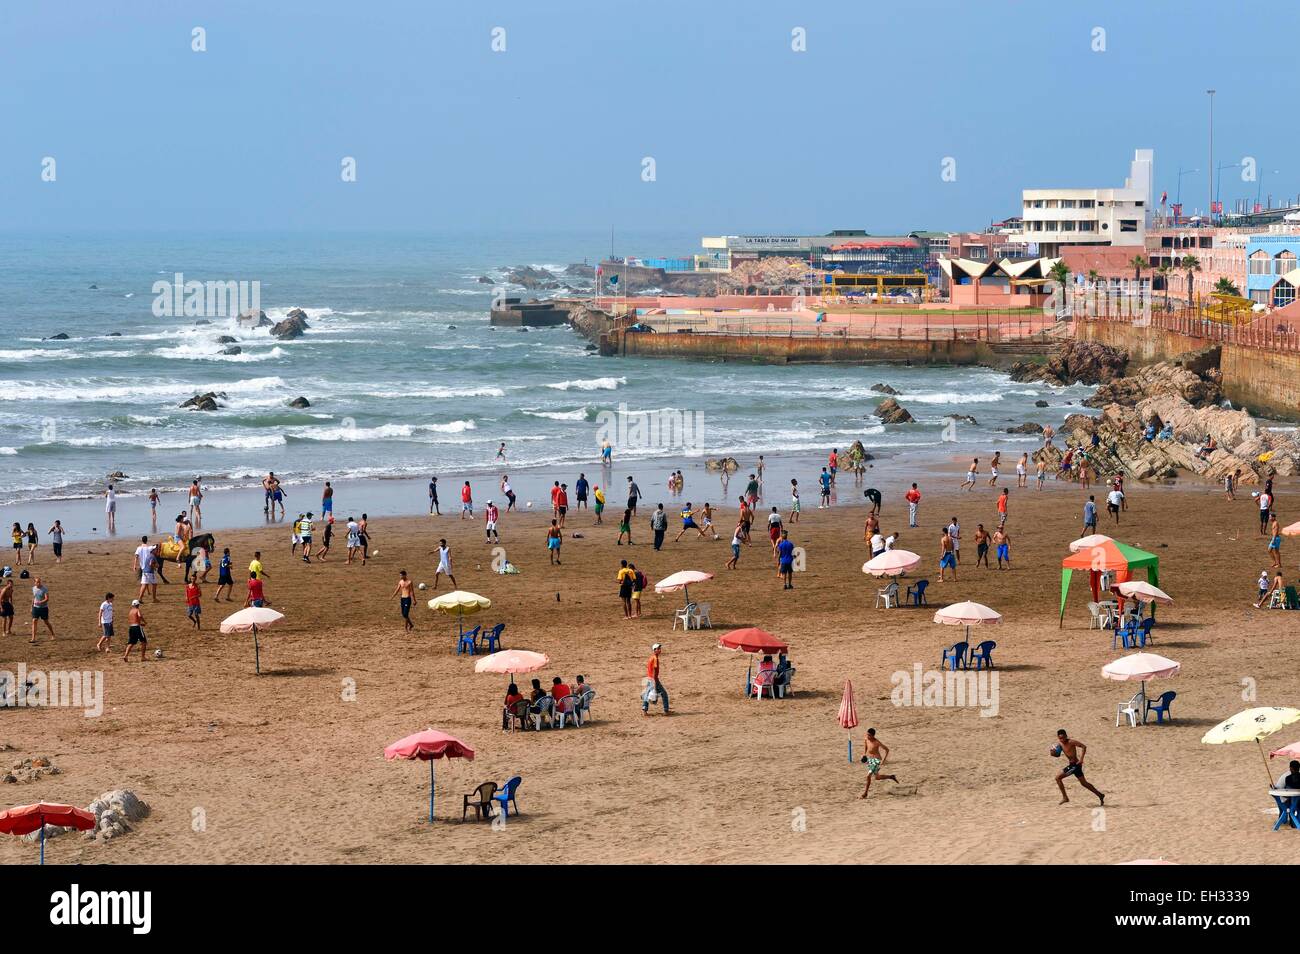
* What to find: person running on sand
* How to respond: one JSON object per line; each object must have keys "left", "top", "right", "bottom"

{"left": 592, "top": 485, "right": 605, "bottom": 524}
{"left": 318, "top": 517, "right": 333, "bottom": 561}
{"left": 500, "top": 475, "right": 516, "bottom": 512}
{"left": 726, "top": 519, "right": 744, "bottom": 569}
{"left": 1053, "top": 729, "right": 1104, "bottom": 806}
{"left": 433, "top": 539, "right": 456, "bottom": 590}
{"left": 29, "top": 577, "right": 53, "bottom": 643}
{"left": 789, "top": 479, "right": 801, "bottom": 523}
{"left": 859, "top": 728, "right": 898, "bottom": 798}
{"left": 484, "top": 500, "right": 500, "bottom": 543}
{"left": 215, "top": 548, "right": 234, "bottom": 601}
{"left": 617, "top": 560, "right": 635, "bottom": 619}
{"left": 124, "top": 600, "right": 148, "bottom": 662}
{"left": 1106, "top": 486, "right": 1124, "bottom": 525}
{"left": 675, "top": 503, "right": 707, "bottom": 542}
{"left": 547, "top": 520, "right": 563, "bottom": 565}
{"left": 392, "top": 570, "right": 415, "bottom": 631}
{"left": 1017, "top": 453, "right": 1028, "bottom": 489}
{"left": 961, "top": 458, "right": 978, "bottom": 491}
{"left": 776, "top": 531, "right": 796, "bottom": 589}
{"left": 617, "top": 508, "right": 633, "bottom": 546}
{"left": 938, "top": 527, "right": 956, "bottom": 582}
{"left": 96, "top": 592, "right": 114, "bottom": 652}
{"left": 974, "top": 524, "right": 991, "bottom": 568}
{"left": 700, "top": 503, "right": 719, "bottom": 540}
{"left": 993, "top": 526, "right": 1011, "bottom": 569}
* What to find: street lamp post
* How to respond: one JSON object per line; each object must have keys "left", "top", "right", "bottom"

{"left": 1207, "top": 90, "right": 1215, "bottom": 224}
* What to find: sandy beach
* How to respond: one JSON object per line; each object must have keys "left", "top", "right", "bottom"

{"left": 0, "top": 460, "right": 1293, "bottom": 865}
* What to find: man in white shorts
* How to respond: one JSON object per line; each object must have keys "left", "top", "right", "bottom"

{"left": 1016, "top": 453, "right": 1028, "bottom": 489}
{"left": 947, "top": 516, "right": 961, "bottom": 564}
{"left": 134, "top": 536, "right": 158, "bottom": 603}
{"left": 484, "top": 501, "right": 500, "bottom": 543}
{"left": 988, "top": 452, "right": 1000, "bottom": 487}
{"left": 433, "top": 538, "right": 457, "bottom": 589}
{"left": 105, "top": 484, "right": 118, "bottom": 532}
{"left": 961, "top": 458, "right": 978, "bottom": 491}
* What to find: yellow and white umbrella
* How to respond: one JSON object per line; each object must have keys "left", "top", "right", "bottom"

{"left": 427, "top": 590, "right": 492, "bottom": 639}
{"left": 1202, "top": 706, "right": 1300, "bottom": 783}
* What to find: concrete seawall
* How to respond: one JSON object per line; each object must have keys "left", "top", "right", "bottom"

{"left": 604, "top": 330, "right": 1007, "bottom": 366}
{"left": 1077, "top": 320, "right": 1300, "bottom": 419}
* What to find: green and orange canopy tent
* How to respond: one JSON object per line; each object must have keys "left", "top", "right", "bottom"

{"left": 1059, "top": 539, "right": 1159, "bottom": 626}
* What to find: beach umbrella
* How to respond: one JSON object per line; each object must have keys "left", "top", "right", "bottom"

{"left": 1281, "top": 521, "right": 1300, "bottom": 537}
{"left": 933, "top": 600, "right": 1002, "bottom": 646}
{"left": 474, "top": 649, "right": 550, "bottom": 689}
{"left": 718, "top": 627, "right": 789, "bottom": 695}
{"left": 219, "top": 606, "right": 284, "bottom": 674}
{"left": 384, "top": 728, "right": 475, "bottom": 823}
{"left": 0, "top": 802, "right": 96, "bottom": 865}
{"left": 1202, "top": 707, "right": 1300, "bottom": 784}
{"left": 1116, "top": 581, "right": 1173, "bottom": 604}
{"left": 654, "top": 569, "right": 714, "bottom": 605}
{"left": 862, "top": 550, "right": 921, "bottom": 577}
{"left": 1102, "top": 652, "right": 1180, "bottom": 715}
{"left": 838, "top": 679, "right": 859, "bottom": 762}
{"left": 427, "top": 590, "right": 492, "bottom": 640}
{"left": 1068, "top": 533, "right": 1114, "bottom": 553}
{"left": 1269, "top": 741, "right": 1300, "bottom": 760}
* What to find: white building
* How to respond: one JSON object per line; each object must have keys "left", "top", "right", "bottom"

{"left": 1014, "top": 149, "right": 1154, "bottom": 257}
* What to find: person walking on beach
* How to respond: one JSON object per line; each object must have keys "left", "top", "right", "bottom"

{"left": 497, "top": 441, "right": 506, "bottom": 462}
{"left": 546, "top": 520, "right": 563, "bottom": 565}
{"left": 726, "top": 519, "right": 744, "bottom": 569}
{"left": 1268, "top": 512, "right": 1283, "bottom": 570}
{"left": 500, "top": 475, "right": 516, "bottom": 512}
{"left": 321, "top": 480, "right": 334, "bottom": 519}
{"left": 818, "top": 468, "right": 832, "bottom": 508}
{"left": 357, "top": 514, "right": 371, "bottom": 564}
{"left": 1036, "top": 458, "right": 1046, "bottom": 490}
{"left": 745, "top": 473, "right": 760, "bottom": 509}
{"left": 1053, "top": 729, "right": 1104, "bottom": 806}
{"left": 556, "top": 483, "right": 569, "bottom": 529}
{"left": 905, "top": 483, "right": 921, "bottom": 528}
{"left": 428, "top": 476, "right": 440, "bottom": 516}
{"left": 29, "top": 577, "right": 54, "bottom": 643}
{"left": 642, "top": 643, "right": 669, "bottom": 716}
{"left": 789, "top": 479, "right": 800, "bottom": 524}
{"left": 961, "top": 458, "right": 978, "bottom": 491}
{"left": 484, "top": 500, "right": 500, "bottom": 544}
{"left": 767, "top": 507, "right": 784, "bottom": 561}
{"left": 104, "top": 483, "right": 118, "bottom": 533}
{"left": 432, "top": 539, "right": 456, "bottom": 590}
{"left": 617, "top": 508, "right": 633, "bottom": 546}
{"left": 124, "top": 600, "right": 148, "bottom": 662}
{"left": 626, "top": 476, "right": 641, "bottom": 516}
{"left": 1224, "top": 468, "right": 1239, "bottom": 501}
{"left": 600, "top": 438, "right": 612, "bottom": 467}
{"left": 629, "top": 562, "right": 644, "bottom": 618}
{"left": 592, "top": 485, "right": 605, "bottom": 524}
{"left": 859, "top": 728, "right": 899, "bottom": 799}
{"left": 617, "top": 560, "right": 635, "bottom": 619}
{"left": 1106, "top": 485, "right": 1124, "bottom": 525}
{"left": 575, "top": 473, "right": 589, "bottom": 510}
{"left": 994, "top": 526, "right": 1011, "bottom": 569}
{"left": 988, "top": 452, "right": 1001, "bottom": 488}
{"left": 248, "top": 550, "right": 266, "bottom": 585}
{"left": 947, "top": 516, "right": 961, "bottom": 564}
{"left": 24, "top": 523, "right": 38, "bottom": 563}
{"left": 0, "top": 570, "right": 12, "bottom": 637}
{"left": 185, "top": 578, "right": 202, "bottom": 630}
{"left": 263, "top": 472, "right": 277, "bottom": 515}
{"left": 1083, "top": 495, "right": 1097, "bottom": 536}
{"left": 974, "top": 523, "right": 990, "bottom": 568}
{"left": 134, "top": 536, "right": 159, "bottom": 603}
{"left": 318, "top": 516, "right": 334, "bottom": 561}
{"left": 997, "top": 487, "right": 1009, "bottom": 528}
{"left": 1017, "top": 453, "right": 1028, "bottom": 489}
{"left": 47, "top": 520, "right": 64, "bottom": 564}
{"left": 392, "top": 570, "right": 415, "bottom": 632}
{"left": 215, "top": 547, "right": 234, "bottom": 601}
{"left": 96, "top": 592, "right": 114, "bottom": 652}
{"left": 1259, "top": 488, "right": 1274, "bottom": 534}
{"left": 651, "top": 504, "right": 667, "bottom": 550}
{"left": 938, "top": 526, "right": 956, "bottom": 582}
{"left": 550, "top": 481, "right": 561, "bottom": 520}
{"left": 460, "top": 481, "right": 473, "bottom": 519}
{"left": 776, "top": 531, "right": 796, "bottom": 589}
{"left": 299, "top": 512, "right": 314, "bottom": 564}
{"left": 148, "top": 488, "right": 160, "bottom": 526}
{"left": 189, "top": 477, "right": 203, "bottom": 524}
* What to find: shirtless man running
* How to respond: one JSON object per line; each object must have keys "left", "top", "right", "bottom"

{"left": 392, "top": 570, "right": 415, "bottom": 632}
{"left": 1053, "top": 729, "right": 1105, "bottom": 806}
{"left": 859, "top": 727, "right": 899, "bottom": 799}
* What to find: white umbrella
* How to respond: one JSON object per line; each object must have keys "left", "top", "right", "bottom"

{"left": 1102, "top": 651, "right": 1180, "bottom": 719}
{"left": 862, "top": 550, "right": 921, "bottom": 577}
{"left": 1116, "top": 580, "right": 1172, "bottom": 604}
{"left": 1068, "top": 533, "right": 1114, "bottom": 553}
{"left": 219, "top": 607, "right": 284, "bottom": 674}
{"left": 933, "top": 600, "right": 1002, "bottom": 649}
{"left": 654, "top": 569, "right": 714, "bottom": 605}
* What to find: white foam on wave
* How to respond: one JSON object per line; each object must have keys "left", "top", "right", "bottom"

{"left": 545, "top": 376, "right": 626, "bottom": 392}
{"left": 62, "top": 434, "right": 287, "bottom": 451}
{"left": 291, "top": 420, "right": 477, "bottom": 442}
{"left": 0, "top": 375, "right": 288, "bottom": 403}
{"left": 522, "top": 407, "right": 589, "bottom": 421}
{"left": 0, "top": 348, "right": 80, "bottom": 361}
{"left": 0, "top": 447, "right": 17, "bottom": 455}
{"left": 366, "top": 386, "right": 506, "bottom": 399}
{"left": 896, "top": 391, "right": 1006, "bottom": 405}
{"left": 153, "top": 343, "right": 287, "bottom": 363}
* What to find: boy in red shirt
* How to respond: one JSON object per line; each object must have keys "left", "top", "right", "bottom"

{"left": 905, "top": 483, "right": 922, "bottom": 528}
{"left": 185, "top": 579, "right": 202, "bottom": 630}
{"left": 245, "top": 572, "right": 268, "bottom": 608}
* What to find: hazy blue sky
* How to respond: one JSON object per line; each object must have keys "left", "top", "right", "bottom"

{"left": 2, "top": 0, "right": 1294, "bottom": 238}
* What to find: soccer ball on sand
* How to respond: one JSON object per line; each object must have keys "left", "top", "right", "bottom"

{"left": 371, "top": 549, "right": 379, "bottom": 556}
{"left": 154, "top": 649, "right": 163, "bottom": 659}
{"left": 417, "top": 582, "right": 427, "bottom": 590}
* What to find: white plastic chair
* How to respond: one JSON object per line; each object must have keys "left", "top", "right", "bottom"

{"left": 672, "top": 602, "right": 698, "bottom": 631}
{"left": 751, "top": 669, "right": 776, "bottom": 700}
{"left": 574, "top": 689, "right": 595, "bottom": 726}
{"left": 1269, "top": 589, "right": 1285, "bottom": 609}
{"left": 553, "top": 694, "right": 579, "bottom": 728}
{"left": 693, "top": 602, "right": 712, "bottom": 629}
{"left": 875, "top": 581, "right": 899, "bottom": 609}
{"left": 1116, "top": 691, "right": 1143, "bottom": 727}
{"left": 1087, "top": 602, "right": 1104, "bottom": 629}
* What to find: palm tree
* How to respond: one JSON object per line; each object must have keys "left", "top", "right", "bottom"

{"left": 1129, "top": 254, "right": 1149, "bottom": 294}
{"left": 1214, "top": 276, "right": 1241, "bottom": 297}
{"left": 1181, "top": 254, "right": 1202, "bottom": 308}
{"left": 1048, "top": 260, "right": 1071, "bottom": 314}
{"left": 1155, "top": 263, "right": 1173, "bottom": 311}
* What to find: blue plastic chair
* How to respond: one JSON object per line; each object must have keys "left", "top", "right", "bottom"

{"left": 1145, "top": 689, "right": 1175, "bottom": 724}
{"left": 1139, "top": 617, "right": 1154, "bottom": 646}
{"left": 456, "top": 625, "right": 481, "bottom": 655}
{"left": 492, "top": 776, "right": 522, "bottom": 819}
{"left": 969, "top": 640, "right": 996, "bottom": 671}
{"left": 941, "top": 641, "right": 969, "bottom": 671}
{"left": 1273, "top": 794, "right": 1300, "bottom": 831}
{"left": 1111, "top": 622, "right": 1136, "bottom": 650}
{"left": 480, "top": 623, "right": 505, "bottom": 654}
{"left": 906, "top": 579, "right": 930, "bottom": 606}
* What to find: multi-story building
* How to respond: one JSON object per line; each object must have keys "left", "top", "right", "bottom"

{"left": 1012, "top": 149, "right": 1154, "bottom": 257}
{"left": 1246, "top": 233, "right": 1300, "bottom": 307}
{"left": 698, "top": 231, "right": 928, "bottom": 275}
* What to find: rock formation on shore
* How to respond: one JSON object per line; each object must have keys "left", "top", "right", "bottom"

{"left": 271, "top": 308, "right": 310, "bottom": 340}
{"left": 874, "top": 397, "right": 914, "bottom": 424}
{"left": 870, "top": 383, "right": 900, "bottom": 395}
{"left": 706, "top": 457, "right": 740, "bottom": 473}
{"left": 180, "top": 391, "right": 226, "bottom": 411}
{"left": 1009, "top": 339, "right": 1128, "bottom": 386}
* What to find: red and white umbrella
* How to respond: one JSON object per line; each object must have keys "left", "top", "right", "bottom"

{"left": 862, "top": 550, "right": 921, "bottom": 577}
{"left": 1281, "top": 521, "right": 1300, "bottom": 537}
{"left": 1102, "top": 652, "right": 1180, "bottom": 716}
{"left": 654, "top": 569, "right": 714, "bottom": 606}
{"left": 384, "top": 729, "right": 475, "bottom": 823}
{"left": 0, "top": 802, "right": 96, "bottom": 865}
{"left": 220, "top": 606, "right": 285, "bottom": 674}
{"left": 838, "top": 679, "right": 858, "bottom": 761}
{"left": 933, "top": 600, "right": 1002, "bottom": 648}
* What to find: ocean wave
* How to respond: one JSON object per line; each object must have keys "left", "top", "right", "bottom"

{"left": 153, "top": 343, "right": 287, "bottom": 362}
{"left": 545, "top": 376, "right": 626, "bottom": 392}
{"left": 53, "top": 434, "right": 287, "bottom": 451}
{"left": 521, "top": 407, "right": 591, "bottom": 421}
{"left": 365, "top": 386, "right": 506, "bottom": 399}
{"left": 0, "top": 375, "right": 288, "bottom": 403}
{"left": 0, "top": 348, "right": 80, "bottom": 361}
{"left": 896, "top": 391, "right": 1006, "bottom": 405}
{"left": 0, "top": 447, "right": 17, "bottom": 455}
{"left": 290, "top": 420, "right": 477, "bottom": 442}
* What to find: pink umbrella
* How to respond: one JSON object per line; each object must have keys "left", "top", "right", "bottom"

{"left": 933, "top": 600, "right": 1002, "bottom": 653}
{"left": 1269, "top": 741, "right": 1300, "bottom": 760}
{"left": 862, "top": 550, "right": 921, "bottom": 577}
{"left": 220, "top": 606, "right": 285, "bottom": 674}
{"left": 1281, "top": 521, "right": 1300, "bottom": 537}
{"left": 838, "top": 680, "right": 858, "bottom": 762}
{"left": 474, "top": 649, "right": 550, "bottom": 690}
{"left": 0, "top": 802, "right": 96, "bottom": 865}
{"left": 1116, "top": 580, "right": 1173, "bottom": 604}
{"left": 1069, "top": 533, "right": 1114, "bottom": 553}
{"left": 1102, "top": 652, "right": 1180, "bottom": 718}
{"left": 384, "top": 729, "right": 475, "bottom": 822}
{"left": 654, "top": 569, "right": 714, "bottom": 605}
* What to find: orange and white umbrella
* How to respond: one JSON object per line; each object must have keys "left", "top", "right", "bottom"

{"left": 220, "top": 606, "right": 285, "bottom": 674}
{"left": 862, "top": 550, "right": 921, "bottom": 577}
{"left": 0, "top": 801, "right": 96, "bottom": 865}
{"left": 1069, "top": 533, "right": 1114, "bottom": 553}
{"left": 1117, "top": 580, "right": 1173, "bottom": 604}
{"left": 838, "top": 679, "right": 858, "bottom": 762}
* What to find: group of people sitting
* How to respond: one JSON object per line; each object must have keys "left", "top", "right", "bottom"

{"left": 747, "top": 653, "right": 795, "bottom": 698}
{"left": 502, "top": 675, "right": 595, "bottom": 729}
{"left": 1142, "top": 420, "right": 1176, "bottom": 443}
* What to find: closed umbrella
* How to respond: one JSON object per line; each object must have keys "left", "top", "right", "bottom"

{"left": 1102, "top": 652, "right": 1180, "bottom": 719}
{"left": 384, "top": 729, "right": 475, "bottom": 823}
{"left": 0, "top": 802, "right": 96, "bottom": 865}
{"left": 862, "top": 550, "right": 921, "bottom": 577}
{"left": 718, "top": 627, "right": 788, "bottom": 696}
{"left": 838, "top": 680, "right": 859, "bottom": 762}
{"left": 219, "top": 606, "right": 285, "bottom": 674}
{"left": 1202, "top": 707, "right": 1300, "bottom": 784}
{"left": 427, "top": 590, "right": 492, "bottom": 640}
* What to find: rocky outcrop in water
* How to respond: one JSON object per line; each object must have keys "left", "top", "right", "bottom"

{"left": 706, "top": 457, "right": 740, "bottom": 473}
{"left": 180, "top": 391, "right": 226, "bottom": 411}
{"left": 1009, "top": 339, "right": 1128, "bottom": 386}
{"left": 288, "top": 396, "right": 311, "bottom": 408}
{"left": 269, "top": 308, "right": 310, "bottom": 340}
{"left": 871, "top": 383, "right": 900, "bottom": 395}
{"left": 874, "top": 397, "right": 914, "bottom": 424}
{"left": 238, "top": 309, "right": 271, "bottom": 327}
